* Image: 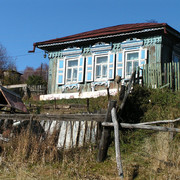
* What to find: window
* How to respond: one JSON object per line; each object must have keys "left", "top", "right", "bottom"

{"left": 125, "top": 51, "right": 139, "bottom": 77}
{"left": 66, "top": 59, "right": 78, "bottom": 83}
{"left": 95, "top": 56, "right": 108, "bottom": 80}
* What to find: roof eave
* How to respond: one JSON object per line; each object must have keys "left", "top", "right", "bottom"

{"left": 36, "top": 27, "right": 165, "bottom": 51}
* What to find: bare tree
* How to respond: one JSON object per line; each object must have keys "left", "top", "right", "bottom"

{"left": 0, "top": 44, "right": 15, "bottom": 71}
{"left": 21, "top": 63, "right": 49, "bottom": 84}
{"left": 21, "top": 66, "right": 35, "bottom": 83}
{"left": 0, "top": 44, "right": 16, "bottom": 85}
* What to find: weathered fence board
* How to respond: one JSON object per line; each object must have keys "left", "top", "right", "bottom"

{"left": 143, "top": 62, "right": 180, "bottom": 91}
{"left": 0, "top": 114, "right": 105, "bottom": 122}
{"left": 97, "top": 101, "right": 116, "bottom": 162}
{"left": 111, "top": 108, "right": 124, "bottom": 178}
{"left": 102, "top": 122, "right": 180, "bottom": 132}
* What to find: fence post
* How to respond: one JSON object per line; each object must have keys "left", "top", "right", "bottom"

{"left": 174, "top": 63, "right": 177, "bottom": 91}
{"left": 178, "top": 62, "right": 180, "bottom": 91}
{"left": 87, "top": 98, "right": 90, "bottom": 113}
{"left": 111, "top": 107, "right": 124, "bottom": 178}
{"left": 97, "top": 100, "right": 117, "bottom": 162}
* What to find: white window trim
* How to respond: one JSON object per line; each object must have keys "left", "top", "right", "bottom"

{"left": 65, "top": 58, "right": 79, "bottom": 84}
{"left": 94, "top": 53, "right": 109, "bottom": 82}
{"left": 124, "top": 50, "right": 140, "bottom": 79}
{"left": 123, "top": 47, "right": 147, "bottom": 79}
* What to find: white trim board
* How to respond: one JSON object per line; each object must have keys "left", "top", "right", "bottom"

{"left": 40, "top": 89, "right": 117, "bottom": 101}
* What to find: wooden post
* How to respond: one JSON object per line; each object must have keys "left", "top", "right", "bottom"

{"left": 87, "top": 98, "right": 90, "bottom": 113}
{"left": 111, "top": 108, "right": 124, "bottom": 178}
{"left": 29, "top": 115, "right": 34, "bottom": 135}
{"left": 177, "top": 62, "right": 180, "bottom": 91}
{"left": 172, "top": 63, "right": 175, "bottom": 92}
{"left": 97, "top": 100, "right": 117, "bottom": 162}
{"left": 107, "top": 88, "right": 110, "bottom": 101}
{"left": 54, "top": 98, "right": 57, "bottom": 109}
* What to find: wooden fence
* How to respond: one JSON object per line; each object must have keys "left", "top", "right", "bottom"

{"left": 142, "top": 62, "right": 180, "bottom": 91}
{"left": 0, "top": 113, "right": 105, "bottom": 148}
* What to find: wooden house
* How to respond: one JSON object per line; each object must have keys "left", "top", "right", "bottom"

{"left": 30, "top": 23, "right": 180, "bottom": 100}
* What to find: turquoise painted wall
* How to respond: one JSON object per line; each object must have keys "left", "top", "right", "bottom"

{"left": 47, "top": 36, "right": 168, "bottom": 94}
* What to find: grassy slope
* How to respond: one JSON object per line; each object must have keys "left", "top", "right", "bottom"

{"left": 0, "top": 87, "right": 180, "bottom": 179}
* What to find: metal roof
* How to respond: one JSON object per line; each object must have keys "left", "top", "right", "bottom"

{"left": 0, "top": 85, "right": 28, "bottom": 113}
{"left": 29, "top": 23, "right": 180, "bottom": 52}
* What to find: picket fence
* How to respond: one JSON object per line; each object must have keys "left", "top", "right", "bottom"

{"left": 142, "top": 62, "right": 180, "bottom": 91}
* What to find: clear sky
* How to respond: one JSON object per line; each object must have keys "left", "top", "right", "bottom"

{"left": 0, "top": 0, "right": 179, "bottom": 72}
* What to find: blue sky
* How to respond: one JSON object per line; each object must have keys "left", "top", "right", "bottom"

{"left": 0, "top": 0, "right": 180, "bottom": 72}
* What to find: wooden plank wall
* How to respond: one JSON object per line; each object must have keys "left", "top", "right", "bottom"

{"left": 143, "top": 62, "right": 180, "bottom": 91}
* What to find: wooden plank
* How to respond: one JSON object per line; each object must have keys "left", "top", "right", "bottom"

{"left": 97, "top": 100, "right": 116, "bottom": 162}
{"left": 65, "top": 121, "right": 73, "bottom": 149}
{"left": 119, "top": 71, "right": 136, "bottom": 112}
{"left": 72, "top": 121, "right": 79, "bottom": 147}
{"left": 0, "top": 114, "right": 106, "bottom": 122}
{"left": 174, "top": 63, "right": 178, "bottom": 91}
{"left": 111, "top": 108, "right": 124, "bottom": 178}
{"left": 78, "top": 121, "right": 86, "bottom": 147}
{"left": 57, "top": 121, "right": 67, "bottom": 149}
{"left": 102, "top": 122, "right": 180, "bottom": 133}
{"left": 49, "top": 120, "right": 57, "bottom": 135}
{"left": 137, "top": 117, "right": 180, "bottom": 125}
{"left": 91, "top": 121, "right": 97, "bottom": 144}
{"left": 167, "top": 63, "right": 169, "bottom": 87}
{"left": 170, "top": 62, "right": 172, "bottom": 89}
{"left": 164, "top": 63, "right": 167, "bottom": 84}
{"left": 178, "top": 62, "right": 180, "bottom": 91}
{"left": 44, "top": 120, "right": 51, "bottom": 133}
{"left": 85, "top": 121, "right": 91, "bottom": 143}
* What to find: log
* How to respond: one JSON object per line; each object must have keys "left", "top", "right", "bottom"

{"left": 111, "top": 108, "right": 124, "bottom": 178}
{"left": 137, "top": 117, "right": 180, "bottom": 125}
{"left": 102, "top": 122, "right": 180, "bottom": 133}
{"left": 119, "top": 71, "right": 136, "bottom": 115}
{"left": 0, "top": 113, "right": 105, "bottom": 122}
{"left": 97, "top": 101, "right": 116, "bottom": 162}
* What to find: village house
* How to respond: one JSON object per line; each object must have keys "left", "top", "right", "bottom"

{"left": 0, "top": 70, "right": 22, "bottom": 85}
{"left": 30, "top": 23, "right": 180, "bottom": 100}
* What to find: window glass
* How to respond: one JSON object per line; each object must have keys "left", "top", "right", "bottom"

{"left": 133, "top": 61, "right": 139, "bottom": 71}
{"left": 95, "top": 56, "right": 108, "bottom": 80}
{"left": 73, "top": 68, "right": 77, "bottom": 81}
{"left": 67, "top": 69, "right": 71, "bottom": 82}
{"left": 96, "top": 65, "right": 101, "bottom": 78}
{"left": 68, "top": 60, "right": 78, "bottom": 67}
{"left": 67, "top": 59, "right": 78, "bottom": 83}
{"left": 102, "top": 65, "right": 107, "bottom": 77}
{"left": 97, "top": 56, "right": 108, "bottom": 64}
{"left": 126, "top": 62, "right": 132, "bottom": 76}
{"left": 127, "top": 52, "right": 139, "bottom": 60}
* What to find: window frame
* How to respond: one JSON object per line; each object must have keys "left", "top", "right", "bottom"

{"left": 94, "top": 54, "right": 109, "bottom": 81}
{"left": 124, "top": 50, "right": 140, "bottom": 79}
{"left": 65, "top": 58, "right": 79, "bottom": 84}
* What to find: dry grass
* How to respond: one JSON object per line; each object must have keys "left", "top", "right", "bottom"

{"left": 0, "top": 128, "right": 179, "bottom": 179}
{"left": 0, "top": 88, "right": 179, "bottom": 179}
{"left": 123, "top": 129, "right": 180, "bottom": 180}
{"left": 0, "top": 130, "right": 119, "bottom": 179}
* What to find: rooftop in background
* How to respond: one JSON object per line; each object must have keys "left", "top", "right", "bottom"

{"left": 30, "top": 23, "right": 180, "bottom": 52}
